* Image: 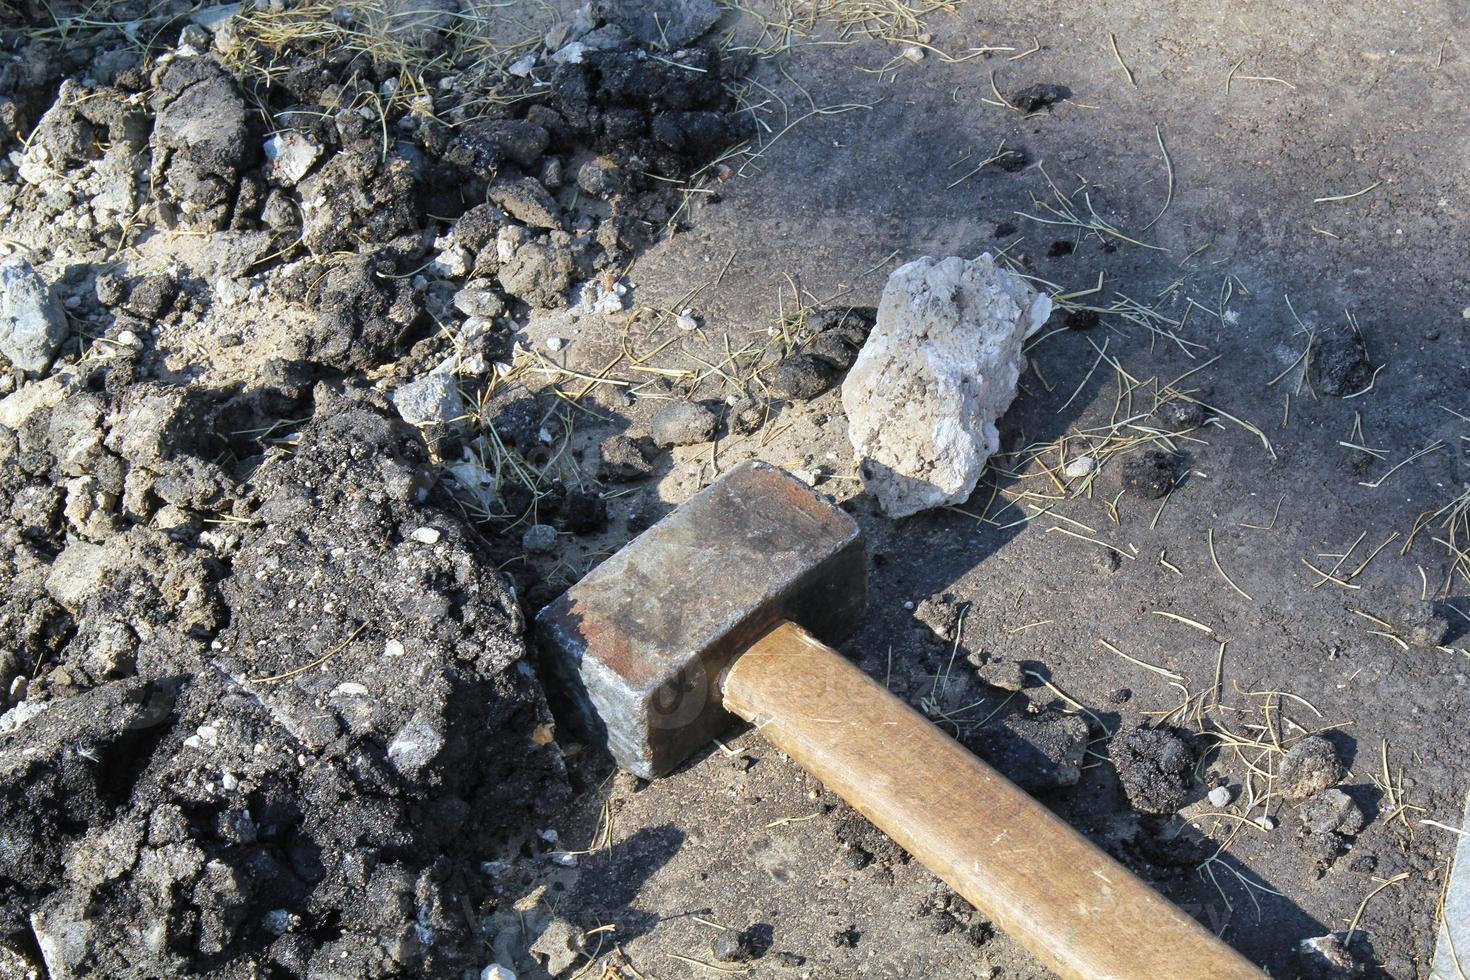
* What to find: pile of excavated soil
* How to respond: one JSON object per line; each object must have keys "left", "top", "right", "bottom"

{"left": 0, "top": 0, "right": 758, "bottom": 975}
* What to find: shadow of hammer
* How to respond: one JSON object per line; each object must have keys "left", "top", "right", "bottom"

{"left": 535, "top": 460, "right": 1261, "bottom": 979}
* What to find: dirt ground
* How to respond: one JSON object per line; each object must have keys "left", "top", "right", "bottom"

{"left": 1, "top": 0, "right": 1467, "bottom": 978}
{"left": 535, "top": 4, "right": 1470, "bottom": 978}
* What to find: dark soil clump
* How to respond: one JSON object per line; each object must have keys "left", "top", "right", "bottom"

{"left": 1111, "top": 724, "right": 1196, "bottom": 814}
{"left": 1010, "top": 83, "right": 1072, "bottom": 112}
{"left": 1121, "top": 448, "right": 1182, "bottom": 499}
{"left": 1307, "top": 325, "right": 1373, "bottom": 396}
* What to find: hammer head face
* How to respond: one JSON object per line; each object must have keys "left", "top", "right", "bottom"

{"left": 535, "top": 461, "right": 866, "bottom": 778}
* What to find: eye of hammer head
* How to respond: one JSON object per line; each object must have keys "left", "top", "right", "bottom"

{"left": 534, "top": 461, "right": 867, "bottom": 778}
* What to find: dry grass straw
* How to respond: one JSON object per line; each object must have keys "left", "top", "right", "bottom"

{"left": 1109, "top": 626, "right": 1357, "bottom": 917}
{"left": 1406, "top": 482, "right": 1470, "bottom": 594}
{"left": 221, "top": 0, "right": 557, "bottom": 114}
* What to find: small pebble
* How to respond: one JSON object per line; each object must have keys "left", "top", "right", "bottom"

{"left": 480, "top": 966, "right": 517, "bottom": 980}
{"left": 410, "top": 527, "right": 441, "bottom": 544}
{"left": 1258, "top": 815, "right": 1276, "bottom": 831}
{"left": 711, "top": 928, "right": 757, "bottom": 963}
{"left": 1063, "top": 456, "right": 1096, "bottom": 479}
{"left": 522, "top": 524, "right": 557, "bottom": 553}
{"left": 1207, "top": 786, "right": 1232, "bottom": 807}
{"left": 651, "top": 401, "right": 717, "bottom": 447}
{"left": 546, "top": 336, "right": 566, "bottom": 351}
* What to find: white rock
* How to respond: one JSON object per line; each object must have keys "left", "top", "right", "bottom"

{"left": 1064, "top": 455, "right": 1096, "bottom": 479}
{"left": 446, "top": 457, "right": 497, "bottom": 510}
{"left": 842, "top": 254, "right": 1051, "bottom": 517}
{"left": 481, "top": 966, "right": 517, "bottom": 980}
{"left": 262, "top": 909, "right": 293, "bottom": 935}
{"left": 552, "top": 41, "right": 586, "bottom": 65}
{"left": 459, "top": 353, "right": 489, "bottom": 375}
{"left": 530, "top": 920, "right": 582, "bottom": 976}
{"left": 392, "top": 374, "right": 463, "bottom": 427}
{"left": 545, "top": 336, "right": 566, "bottom": 351}
{"left": 262, "top": 131, "right": 321, "bottom": 185}
{"left": 0, "top": 373, "right": 69, "bottom": 429}
{"left": 1207, "top": 786, "right": 1232, "bottom": 807}
{"left": 411, "top": 527, "right": 441, "bottom": 544}
{"left": 507, "top": 54, "right": 536, "bottom": 77}
{"left": 0, "top": 257, "right": 69, "bottom": 373}
{"left": 190, "top": 3, "right": 241, "bottom": 35}
{"left": 428, "top": 248, "right": 470, "bottom": 278}
{"left": 0, "top": 699, "right": 47, "bottom": 736}
{"left": 386, "top": 710, "right": 444, "bottom": 776}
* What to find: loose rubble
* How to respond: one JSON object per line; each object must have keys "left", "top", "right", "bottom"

{"left": 1278, "top": 735, "right": 1346, "bottom": 801}
{"left": 0, "top": 0, "right": 754, "bottom": 972}
{"left": 0, "top": 257, "right": 68, "bottom": 372}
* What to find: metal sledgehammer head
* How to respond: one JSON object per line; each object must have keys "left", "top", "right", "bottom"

{"left": 535, "top": 460, "right": 864, "bottom": 779}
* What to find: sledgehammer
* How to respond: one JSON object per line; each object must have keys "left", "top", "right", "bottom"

{"left": 535, "top": 461, "right": 1260, "bottom": 979}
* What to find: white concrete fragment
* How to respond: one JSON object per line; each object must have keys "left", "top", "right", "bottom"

{"left": 392, "top": 374, "right": 463, "bottom": 427}
{"left": 841, "top": 254, "right": 1051, "bottom": 517}
{"left": 1207, "top": 786, "right": 1232, "bottom": 807}
{"left": 0, "top": 699, "right": 48, "bottom": 736}
{"left": 0, "top": 373, "right": 70, "bottom": 429}
{"left": 0, "top": 257, "right": 69, "bottom": 372}
{"left": 552, "top": 41, "right": 587, "bottom": 65}
{"left": 446, "top": 457, "right": 497, "bottom": 511}
{"left": 262, "top": 131, "right": 321, "bottom": 185}
{"left": 428, "top": 247, "right": 470, "bottom": 278}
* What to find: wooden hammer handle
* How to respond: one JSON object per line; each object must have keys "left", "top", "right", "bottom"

{"left": 721, "top": 621, "right": 1261, "bottom": 980}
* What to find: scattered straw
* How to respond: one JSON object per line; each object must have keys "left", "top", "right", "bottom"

{"left": 1107, "top": 33, "right": 1137, "bottom": 88}
{"left": 254, "top": 623, "right": 369, "bottom": 683}
{"left": 1100, "top": 639, "right": 1183, "bottom": 680}
{"left": 1208, "top": 528, "right": 1254, "bottom": 600}
{"left": 1315, "top": 181, "right": 1383, "bottom": 205}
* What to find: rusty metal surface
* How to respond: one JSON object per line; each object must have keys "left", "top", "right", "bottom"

{"left": 534, "top": 460, "right": 866, "bottom": 778}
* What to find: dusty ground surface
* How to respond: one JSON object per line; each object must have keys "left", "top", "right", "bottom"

{"left": 0, "top": 0, "right": 1467, "bottom": 978}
